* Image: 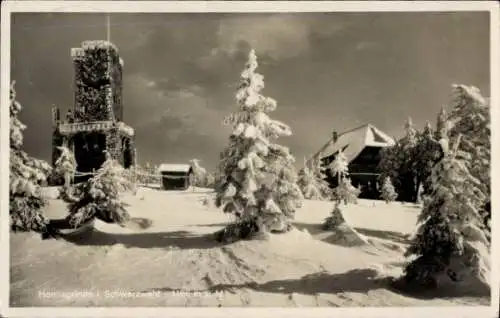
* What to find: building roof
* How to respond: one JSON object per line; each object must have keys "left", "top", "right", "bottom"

{"left": 311, "top": 124, "right": 395, "bottom": 164}
{"left": 158, "top": 164, "right": 192, "bottom": 173}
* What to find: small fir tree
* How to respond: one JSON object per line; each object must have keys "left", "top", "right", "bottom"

{"left": 297, "top": 166, "right": 321, "bottom": 200}
{"left": 328, "top": 149, "right": 358, "bottom": 204}
{"left": 402, "top": 136, "right": 490, "bottom": 290}
{"left": 215, "top": 49, "right": 303, "bottom": 242}
{"left": 9, "top": 81, "right": 53, "bottom": 234}
{"left": 323, "top": 149, "right": 359, "bottom": 229}
{"left": 335, "top": 177, "right": 361, "bottom": 205}
{"left": 297, "top": 157, "right": 331, "bottom": 200}
{"left": 189, "top": 158, "right": 211, "bottom": 188}
{"left": 64, "top": 151, "right": 134, "bottom": 227}
{"left": 54, "top": 146, "right": 77, "bottom": 191}
{"left": 380, "top": 176, "right": 398, "bottom": 203}
{"left": 311, "top": 156, "right": 333, "bottom": 199}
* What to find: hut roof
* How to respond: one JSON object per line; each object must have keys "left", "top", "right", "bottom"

{"left": 158, "top": 164, "right": 192, "bottom": 173}
{"left": 310, "top": 124, "right": 395, "bottom": 164}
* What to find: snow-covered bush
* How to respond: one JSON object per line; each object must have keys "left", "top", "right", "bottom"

{"left": 402, "top": 136, "right": 490, "bottom": 291}
{"left": 215, "top": 49, "right": 303, "bottom": 242}
{"left": 64, "top": 151, "right": 134, "bottom": 227}
{"left": 380, "top": 176, "right": 397, "bottom": 203}
{"left": 323, "top": 203, "right": 345, "bottom": 230}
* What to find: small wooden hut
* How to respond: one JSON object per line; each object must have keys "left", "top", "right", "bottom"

{"left": 158, "top": 164, "right": 193, "bottom": 191}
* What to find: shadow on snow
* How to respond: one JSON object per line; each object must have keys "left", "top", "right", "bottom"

{"left": 62, "top": 229, "right": 222, "bottom": 250}
{"left": 144, "top": 268, "right": 390, "bottom": 296}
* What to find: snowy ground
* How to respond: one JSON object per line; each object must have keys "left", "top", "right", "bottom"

{"left": 10, "top": 186, "right": 490, "bottom": 307}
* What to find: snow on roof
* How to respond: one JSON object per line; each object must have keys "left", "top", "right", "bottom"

{"left": 158, "top": 164, "right": 192, "bottom": 173}
{"left": 314, "top": 124, "right": 395, "bottom": 163}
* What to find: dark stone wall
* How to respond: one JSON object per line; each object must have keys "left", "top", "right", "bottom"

{"left": 112, "top": 62, "right": 123, "bottom": 122}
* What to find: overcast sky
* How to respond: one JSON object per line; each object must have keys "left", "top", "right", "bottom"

{"left": 11, "top": 12, "right": 489, "bottom": 171}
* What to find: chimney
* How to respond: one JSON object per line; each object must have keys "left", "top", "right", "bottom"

{"left": 332, "top": 130, "right": 338, "bottom": 143}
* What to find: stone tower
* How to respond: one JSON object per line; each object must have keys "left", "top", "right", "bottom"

{"left": 51, "top": 40, "right": 136, "bottom": 182}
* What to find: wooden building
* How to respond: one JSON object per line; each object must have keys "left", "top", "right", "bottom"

{"left": 51, "top": 41, "right": 136, "bottom": 184}
{"left": 158, "top": 164, "right": 193, "bottom": 191}
{"left": 309, "top": 124, "right": 395, "bottom": 199}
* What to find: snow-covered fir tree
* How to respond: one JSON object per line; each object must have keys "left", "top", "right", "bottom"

{"left": 54, "top": 146, "right": 77, "bottom": 190}
{"left": 379, "top": 117, "right": 422, "bottom": 203}
{"left": 328, "top": 149, "right": 358, "bottom": 204}
{"left": 311, "top": 156, "right": 333, "bottom": 199}
{"left": 334, "top": 177, "right": 360, "bottom": 205}
{"left": 215, "top": 49, "right": 303, "bottom": 242}
{"left": 297, "top": 157, "right": 331, "bottom": 200}
{"left": 328, "top": 149, "right": 349, "bottom": 183}
{"left": 378, "top": 140, "right": 403, "bottom": 197}
{"left": 402, "top": 136, "right": 490, "bottom": 290}
{"left": 64, "top": 151, "right": 134, "bottom": 227}
{"left": 399, "top": 117, "right": 420, "bottom": 202}
{"left": 380, "top": 176, "right": 398, "bottom": 203}
{"left": 447, "top": 84, "right": 490, "bottom": 234}
{"left": 9, "top": 81, "right": 53, "bottom": 234}
{"left": 435, "top": 106, "right": 449, "bottom": 141}
{"left": 298, "top": 165, "right": 318, "bottom": 200}
{"left": 189, "top": 159, "right": 214, "bottom": 188}
{"left": 323, "top": 149, "right": 359, "bottom": 230}
{"left": 403, "top": 117, "right": 418, "bottom": 148}
{"left": 413, "top": 122, "right": 443, "bottom": 198}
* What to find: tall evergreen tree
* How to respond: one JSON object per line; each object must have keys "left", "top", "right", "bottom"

{"left": 378, "top": 117, "right": 422, "bottom": 203}
{"left": 378, "top": 140, "right": 403, "bottom": 196}
{"left": 402, "top": 136, "right": 489, "bottom": 290}
{"left": 9, "top": 81, "right": 53, "bottom": 234}
{"left": 215, "top": 50, "right": 303, "bottom": 242}
{"left": 399, "top": 117, "right": 419, "bottom": 202}
{"left": 413, "top": 122, "right": 443, "bottom": 198}
{"left": 448, "top": 84, "right": 490, "bottom": 234}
